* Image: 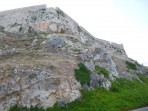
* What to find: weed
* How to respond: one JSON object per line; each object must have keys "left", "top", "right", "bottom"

{"left": 95, "top": 66, "right": 110, "bottom": 79}
{"left": 19, "top": 27, "right": 22, "bottom": 32}
{"left": 49, "top": 65, "right": 55, "bottom": 70}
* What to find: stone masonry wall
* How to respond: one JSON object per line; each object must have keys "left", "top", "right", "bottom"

{"left": 95, "top": 38, "right": 127, "bottom": 57}
{"left": 0, "top": 4, "right": 46, "bottom": 27}
{"left": 0, "top": 4, "right": 127, "bottom": 57}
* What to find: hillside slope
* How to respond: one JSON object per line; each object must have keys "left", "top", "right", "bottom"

{"left": 0, "top": 5, "right": 148, "bottom": 111}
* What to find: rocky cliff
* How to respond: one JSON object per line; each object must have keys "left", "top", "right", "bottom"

{"left": 0, "top": 5, "right": 147, "bottom": 111}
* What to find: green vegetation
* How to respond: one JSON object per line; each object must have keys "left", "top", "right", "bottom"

{"left": 0, "top": 52, "right": 20, "bottom": 60}
{"left": 9, "top": 74, "right": 148, "bottom": 111}
{"left": 73, "top": 48, "right": 81, "bottom": 53}
{"left": 19, "top": 27, "right": 22, "bottom": 32}
{"left": 68, "top": 36, "right": 79, "bottom": 43}
{"left": 74, "top": 63, "right": 91, "bottom": 85}
{"left": 49, "top": 65, "right": 55, "bottom": 70}
{"left": 128, "top": 58, "right": 142, "bottom": 67}
{"left": 37, "top": 39, "right": 44, "bottom": 45}
{"left": 135, "top": 61, "right": 142, "bottom": 67}
{"left": 9, "top": 105, "right": 44, "bottom": 111}
{"left": 126, "top": 61, "right": 137, "bottom": 70}
{"left": 77, "top": 26, "right": 81, "bottom": 32}
{"left": 26, "top": 32, "right": 49, "bottom": 39}
{"left": 0, "top": 26, "right": 4, "bottom": 32}
{"left": 95, "top": 66, "right": 110, "bottom": 79}
{"left": 56, "top": 10, "right": 65, "bottom": 17}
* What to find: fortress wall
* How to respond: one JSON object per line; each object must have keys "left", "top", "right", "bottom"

{"left": 0, "top": 5, "right": 80, "bottom": 35}
{"left": 95, "top": 38, "right": 111, "bottom": 46}
{"left": 111, "top": 42, "right": 124, "bottom": 49}
{"left": 95, "top": 38, "right": 124, "bottom": 50}
{"left": 95, "top": 38, "right": 127, "bottom": 56}
{"left": 0, "top": 4, "right": 46, "bottom": 15}
{"left": 0, "top": 5, "right": 47, "bottom": 26}
{"left": 0, "top": 5, "right": 91, "bottom": 38}
{"left": 0, "top": 4, "right": 127, "bottom": 57}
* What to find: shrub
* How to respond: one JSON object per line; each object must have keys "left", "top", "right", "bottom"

{"left": 77, "top": 26, "right": 81, "bottom": 32}
{"left": 126, "top": 61, "right": 137, "bottom": 70}
{"left": 49, "top": 65, "right": 55, "bottom": 70}
{"left": 95, "top": 66, "right": 110, "bottom": 79}
{"left": 56, "top": 10, "right": 65, "bottom": 17}
{"left": 0, "top": 26, "right": 4, "bottom": 31}
{"left": 74, "top": 63, "right": 91, "bottom": 85}
{"left": 19, "top": 27, "right": 22, "bottom": 32}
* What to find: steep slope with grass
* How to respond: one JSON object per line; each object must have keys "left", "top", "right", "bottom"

{"left": 0, "top": 4, "right": 147, "bottom": 111}
{"left": 9, "top": 71, "right": 148, "bottom": 111}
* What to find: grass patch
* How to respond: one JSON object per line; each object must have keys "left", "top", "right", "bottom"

{"left": 73, "top": 48, "right": 81, "bottom": 54}
{"left": 74, "top": 63, "right": 91, "bottom": 85}
{"left": 37, "top": 39, "right": 44, "bottom": 45}
{"left": 95, "top": 66, "right": 110, "bottom": 79}
{"left": 49, "top": 65, "right": 55, "bottom": 70}
{"left": 73, "top": 48, "right": 81, "bottom": 52}
{"left": 9, "top": 74, "right": 148, "bottom": 111}
{"left": 0, "top": 52, "right": 20, "bottom": 60}
{"left": 126, "top": 61, "right": 137, "bottom": 70}
{"left": 9, "top": 105, "right": 44, "bottom": 111}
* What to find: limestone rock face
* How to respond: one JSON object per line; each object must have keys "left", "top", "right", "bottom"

{"left": 0, "top": 56, "right": 81, "bottom": 111}
{"left": 0, "top": 32, "right": 5, "bottom": 37}
{"left": 0, "top": 4, "right": 147, "bottom": 111}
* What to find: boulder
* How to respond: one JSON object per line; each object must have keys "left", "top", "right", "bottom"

{"left": 31, "top": 38, "right": 38, "bottom": 46}
{"left": 0, "top": 32, "right": 5, "bottom": 38}
{"left": 137, "top": 66, "right": 148, "bottom": 76}
{"left": 94, "top": 48, "right": 104, "bottom": 56}
{"left": 45, "top": 37, "right": 65, "bottom": 48}
{"left": 93, "top": 54, "right": 100, "bottom": 61}
{"left": 90, "top": 74, "right": 111, "bottom": 89}
{"left": 85, "top": 61, "right": 95, "bottom": 72}
{"left": 85, "top": 51, "right": 93, "bottom": 59}
{"left": 104, "top": 53, "right": 112, "bottom": 63}
{"left": 49, "top": 23, "right": 57, "bottom": 32}
{"left": 90, "top": 74, "right": 99, "bottom": 88}
{"left": 119, "top": 72, "right": 132, "bottom": 80}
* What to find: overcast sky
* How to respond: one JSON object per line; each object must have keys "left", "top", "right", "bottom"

{"left": 0, "top": 0, "right": 148, "bottom": 66}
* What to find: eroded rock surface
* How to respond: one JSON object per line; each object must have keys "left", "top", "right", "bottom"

{"left": 0, "top": 54, "right": 81, "bottom": 111}
{"left": 0, "top": 4, "right": 147, "bottom": 111}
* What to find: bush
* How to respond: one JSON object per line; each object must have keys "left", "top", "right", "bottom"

{"left": 49, "top": 65, "right": 55, "bottom": 70}
{"left": 19, "top": 27, "right": 22, "bottom": 32}
{"left": 74, "top": 63, "right": 91, "bottom": 85}
{"left": 95, "top": 66, "right": 110, "bottom": 79}
{"left": 0, "top": 26, "right": 4, "bottom": 31}
{"left": 126, "top": 61, "right": 137, "bottom": 70}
